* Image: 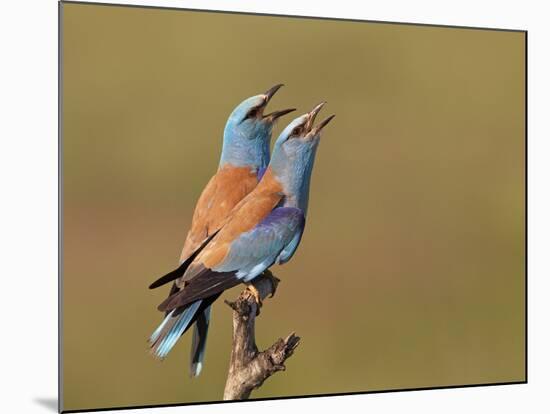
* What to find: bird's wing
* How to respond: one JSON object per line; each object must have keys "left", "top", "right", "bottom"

{"left": 179, "top": 165, "right": 258, "bottom": 263}
{"left": 150, "top": 175, "right": 282, "bottom": 293}
{"left": 276, "top": 219, "right": 305, "bottom": 265}
{"left": 158, "top": 207, "right": 305, "bottom": 313}
{"left": 215, "top": 207, "right": 305, "bottom": 277}
{"left": 149, "top": 230, "right": 220, "bottom": 290}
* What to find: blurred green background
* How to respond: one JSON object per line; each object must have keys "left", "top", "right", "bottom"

{"left": 61, "top": 2, "right": 525, "bottom": 411}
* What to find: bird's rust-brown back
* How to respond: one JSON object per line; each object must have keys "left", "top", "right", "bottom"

{"left": 179, "top": 164, "right": 258, "bottom": 263}
{"left": 181, "top": 168, "right": 284, "bottom": 279}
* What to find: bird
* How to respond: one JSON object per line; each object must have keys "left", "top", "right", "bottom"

{"left": 148, "top": 102, "right": 335, "bottom": 368}
{"left": 156, "top": 84, "right": 295, "bottom": 377}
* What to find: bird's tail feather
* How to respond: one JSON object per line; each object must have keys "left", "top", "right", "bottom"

{"left": 189, "top": 305, "right": 212, "bottom": 377}
{"left": 149, "top": 300, "right": 202, "bottom": 359}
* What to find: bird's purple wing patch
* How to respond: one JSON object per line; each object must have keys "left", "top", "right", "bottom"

{"left": 213, "top": 207, "right": 305, "bottom": 277}
{"left": 256, "top": 166, "right": 268, "bottom": 181}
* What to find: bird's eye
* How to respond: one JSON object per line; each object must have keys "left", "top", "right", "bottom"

{"left": 291, "top": 127, "right": 304, "bottom": 136}
{"left": 246, "top": 108, "right": 259, "bottom": 119}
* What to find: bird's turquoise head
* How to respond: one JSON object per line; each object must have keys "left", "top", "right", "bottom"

{"left": 220, "top": 84, "right": 295, "bottom": 170}
{"left": 270, "top": 102, "right": 335, "bottom": 213}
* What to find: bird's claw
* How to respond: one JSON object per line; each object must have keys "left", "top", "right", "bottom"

{"left": 245, "top": 283, "right": 263, "bottom": 315}
{"left": 245, "top": 271, "right": 280, "bottom": 316}
{"left": 263, "top": 270, "right": 280, "bottom": 298}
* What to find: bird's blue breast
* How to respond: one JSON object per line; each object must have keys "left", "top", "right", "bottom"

{"left": 213, "top": 207, "right": 305, "bottom": 280}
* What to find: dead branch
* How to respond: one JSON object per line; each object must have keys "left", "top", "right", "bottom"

{"left": 223, "top": 272, "right": 301, "bottom": 400}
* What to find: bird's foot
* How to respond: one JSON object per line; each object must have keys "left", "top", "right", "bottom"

{"left": 262, "top": 269, "right": 281, "bottom": 298}
{"left": 245, "top": 283, "right": 263, "bottom": 315}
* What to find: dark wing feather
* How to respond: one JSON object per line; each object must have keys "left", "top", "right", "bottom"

{"left": 157, "top": 208, "right": 305, "bottom": 312}
{"left": 149, "top": 230, "right": 219, "bottom": 289}
{"left": 158, "top": 267, "right": 240, "bottom": 312}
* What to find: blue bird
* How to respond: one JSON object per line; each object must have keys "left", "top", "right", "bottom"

{"left": 148, "top": 103, "right": 334, "bottom": 365}
{"left": 155, "top": 84, "right": 294, "bottom": 376}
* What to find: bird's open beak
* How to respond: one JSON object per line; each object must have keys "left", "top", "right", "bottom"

{"left": 305, "top": 102, "right": 335, "bottom": 136}
{"left": 263, "top": 83, "right": 284, "bottom": 103}
{"left": 260, "top": 84, "right": 294, "bottom": 121}
{"left": 264, "top": 107, "right": 296, "bottom": 121}
{"left": 305, "top": 102, "right": 326, "bottom": 131}
{"left": 311, "top": 114, "right": 335, "bottom": 135}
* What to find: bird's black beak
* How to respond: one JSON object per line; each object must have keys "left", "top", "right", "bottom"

{"left": 305, "top": 102, "right": 326, "bottom": 132}
{"left": 311, "top": 114, "right": 336, "bottom": 135}
{"left": 260, "top": 84, "right": 294, "bottom": 122}
{"left": 304, "top": 102, "right": 335, "bottom": 136}
{"left": 263, "top": 83, "right": 284, "bottom": 103}
{"left": 264, "top": 107, "right": 296, "bottom": 121}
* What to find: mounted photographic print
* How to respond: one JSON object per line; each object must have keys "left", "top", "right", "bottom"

{"left": 59, "top": 1, "right": 526, "bottom": 412}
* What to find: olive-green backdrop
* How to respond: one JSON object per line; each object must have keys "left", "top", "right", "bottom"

{"left": 61, "top": 2, "right": 525, "bottom": 411}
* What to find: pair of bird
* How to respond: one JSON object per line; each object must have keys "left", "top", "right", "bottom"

{"left": 148, "top": 84, "right": 334, "bottom": 378}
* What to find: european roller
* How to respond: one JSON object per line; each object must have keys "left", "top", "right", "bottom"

{"left": 148, "top": 103, "right": 334, "bottom": 370}
{"left": 155, "top": 84, "right": 294, "bottom": 377}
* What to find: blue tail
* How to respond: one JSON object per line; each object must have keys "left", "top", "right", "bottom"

{"left": 189, "top": 305, "right": 212, "bottom": 377}
{"left": 149, "top": 300, "right": 202, "bottom": 359}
